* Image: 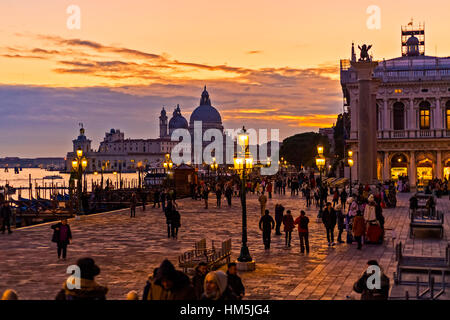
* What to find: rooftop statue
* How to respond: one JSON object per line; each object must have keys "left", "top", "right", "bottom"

{"left": 358, "top": 44, "right": 372, "bottom": 61}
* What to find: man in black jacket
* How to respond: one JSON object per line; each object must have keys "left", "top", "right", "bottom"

{"left": 227, "top": 263, "right": 245, "bottom": 300}
{"left": 1, "top": 201, "right": 12, "bottom": 234}
{"left": 274, "top": 204, "right": 285, "bottom": 235}
{"left": 191, "top": 262, "right": 208, "bottom": 299}
{"left": 51, "top": 219, "right": 72, "bottom": 260}
{"left": 259, "top": 210, "right": 275, "bottom": 249}
{"left": 322, "top": 202, "right": 337, "bottom": 246}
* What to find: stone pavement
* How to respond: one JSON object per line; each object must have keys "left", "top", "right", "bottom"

{"left": 1, "top": 192, "right": 449, "bottom": 300}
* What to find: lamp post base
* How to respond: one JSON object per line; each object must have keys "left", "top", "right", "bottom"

{"left": 237, "top": 245, "right": 252, "bottom": 263}
{"left": 236, "top": 260, "right": 256, "bottom": 272}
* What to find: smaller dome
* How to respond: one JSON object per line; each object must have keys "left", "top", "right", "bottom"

{"left": 406, "top": 35, "right": 419, "bottom": 46}
{"left": 110, "top": 128, "right": 116, "bottom": 134}
{"left": 169, "top": 105, "right": 188, "bottom": 130}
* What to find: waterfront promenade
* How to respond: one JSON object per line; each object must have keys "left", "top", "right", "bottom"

{"left": 1, "top": 192, "right": 449, "bottom": 300}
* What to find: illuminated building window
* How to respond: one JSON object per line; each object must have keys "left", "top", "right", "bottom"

{"left": 447, "top": 101, "right": 450, "bottom": 129}
{"left": 395, "top": 89, "right": 403, "bottom": 93}
{"left": 419, "top": 101, "right": 431, "bottom": 129}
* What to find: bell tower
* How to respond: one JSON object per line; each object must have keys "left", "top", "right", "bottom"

{"left": 159, "top": 107, "right": 168, "bottom": 138}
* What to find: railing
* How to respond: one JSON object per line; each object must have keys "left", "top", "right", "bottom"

{"left": 373, "top": 129, "right": 450, "bottom": 139}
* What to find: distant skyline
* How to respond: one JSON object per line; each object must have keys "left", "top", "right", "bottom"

{"left": 1, "top": 0, "right": 450, "bottom": 157}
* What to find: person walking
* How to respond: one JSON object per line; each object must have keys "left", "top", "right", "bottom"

{"left": 153, "top": 188, "right": 161, "bottom": 208}
{"left": 130, "top": 192, "right": 137, "bottom": 218}
{"left": 171, "top": 208, "right": 181, "bottom": 239}
{"left": 282, "top": 209, "right": 295, "bottom": 248}
{"left": 51, "top": 219, "right": 72, "bottom": 260}
{"left": 1, "top": 201, "right": 12, "bottom": 234}
{"left": 215, "top": 185, "right": 222, "bottom": 208}
{"left": 340, "top": 188, "right": 348, "bottom": 210}
{"left": 352, "top": 210, "right": 366, "bottom": 250}
{"left": 294, "top": 210, "right": 310, "bottom": 253}
{"left": 225, "top": 185, "right": 233, "bottom": 207}
{"left": 259, "top": 209, "right": 275, "bottom": 250}
{"left": 165, "top": 200, "right": 174, "bottom": 238}
{"left": 258, "top": 192, "right": 268, "bottom": 216}
{"left": 322, "top": 202, "right": 337, "bottom": 246}
{"left": 335, "top": 204, "right": 345, "bottom": 243}
{"left": 140, "top": 189, "right": 146, "bottom": 212}
{"left": 161, "top": 188, "right": 167, "bottom": 212}
{"left": 203, "top": 185, "right": 210, "bottom": 209}
{"left": 266, "top": 181, "right": 273, "bottom": 199}
{"left": 274, "top": 203, "right": 285, "bottom": 235}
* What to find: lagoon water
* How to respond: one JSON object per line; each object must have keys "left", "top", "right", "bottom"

{"left": 0, "top": 168, "right": 141, "bottom": 199}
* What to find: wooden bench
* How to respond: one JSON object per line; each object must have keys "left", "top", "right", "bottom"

{"left": 394, "top": 242, "right": 450, "bottom": 285}
{"left": 409, "top": 210, "right": 444, "bottom": 239}
{"left": 178, "top": 238, "right": 231, "bottom": 273}
{"left": 206, "top": 239, "right": 232, "bottom": 270}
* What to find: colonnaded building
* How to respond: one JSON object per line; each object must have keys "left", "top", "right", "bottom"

{"left": 341, "top": 22, "right": 450, "bottom": 188}
{"left": 65, "top": 86, "right": 226, "bottom": 172}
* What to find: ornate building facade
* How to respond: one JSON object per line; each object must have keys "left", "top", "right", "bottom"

{"left": 65, "top": 87, "right": 226, "bottom": 172}
{"left": 341, "top": 25, "right": 450, "bottom": 187}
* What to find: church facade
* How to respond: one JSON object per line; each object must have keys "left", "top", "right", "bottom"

{"left": 341, "top": 24, "right": 450, "bottom": 188}
{"left": 65, "top": 87, "right": 226, "bottom": 172}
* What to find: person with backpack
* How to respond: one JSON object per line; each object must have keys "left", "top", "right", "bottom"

{"left": 282, "top": 210, "right": 295, "bottom": 248}
{"left": 294, "top": 210, "right": 309, "bottom": 253}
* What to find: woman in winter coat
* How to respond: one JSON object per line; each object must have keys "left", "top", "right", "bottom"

{"left": 201, "top": 271, "right": 237, "bottom": 301}
{"left": 282, "top": 210, "right": 295, "bottom": 247}
{"left": 51, "top": 219, "right": 72, "bottom": 260}
{"left": 352, "top": 211, "right": 366, "bottom": 250}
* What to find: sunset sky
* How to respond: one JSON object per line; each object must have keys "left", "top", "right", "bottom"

{"left": 1, "top": 0, "right": 450, "bottom": 156}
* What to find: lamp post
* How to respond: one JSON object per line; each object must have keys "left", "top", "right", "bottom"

{"left": 233, "top": 126, "right": 255, "bottom": 269}
{"left": 348, "top": 150, "right": 354, "bottom": 196}
{"left": 163, "top": 153, "right": 173, "bottom": 188}
{"left": 315, "top": 145, "right": 325, "bottom": 217}
{"left": 72, "top": 147, "right": 88, "bottom": 215}
{"left": 210, "top": 157, "right": 218, "bottom": 180}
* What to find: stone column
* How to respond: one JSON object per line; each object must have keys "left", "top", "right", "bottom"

{"left": 383, "top": 151, "right": 390, "bottom": 180}
{"left": 370, "top": 80, "right": 381, "bottom": 180}
{"left": 437, "top": 150, "right": 442, "bottom": 179}
{"left": 351, "top": 60, "right": 379, "bottom": 185}
{"left": 409, "top": 99, "right": 415, "bottom": 130}
{"left": 410, "top": 151, "right": 416, "bottom": 188}
{"left": 383, "top": 99, "right": 389, "bottom": 138}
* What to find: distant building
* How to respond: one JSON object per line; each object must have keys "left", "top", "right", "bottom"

{"left": 0, "top": 157, "right": 65, "bottom": 169}
{"left": 319, "top": 127, "right": 335, "bottom": 153}
{"left": 341, "top": 22, "right": 450, "bottom": 187}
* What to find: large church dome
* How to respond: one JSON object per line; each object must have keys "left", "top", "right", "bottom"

{"left": 169, "top": 105, "right": 188, "bottom": 131}
{"left": 189, "top": 86, "right": 222, "bottom": 126}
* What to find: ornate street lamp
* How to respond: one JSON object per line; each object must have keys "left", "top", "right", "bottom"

{"left": 348, "top": 150, "right": 354, "bottom": 196}
{"left": 72, "top": 147, "right": 88, "bottom": 215}
{"left": 233, "top": 126, "right": 255, "bottom": 269}
{"left": 163, "top": 153, "right": 174, "bottom": 187}
{"left": 315, "top": 144, "right": 325, "bottom": 217}
{"left": 210, "top": 157, "right": 218, "bottom": 179}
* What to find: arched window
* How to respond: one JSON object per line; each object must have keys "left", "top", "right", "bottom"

{"left": 446, "top": 101, "right": 450, "bottom": 129}
{"left": 419, "top": 101, "right": 431, "bottom": 129}
{"left": 393, "top": 102, "right": 405, "bottom": 130}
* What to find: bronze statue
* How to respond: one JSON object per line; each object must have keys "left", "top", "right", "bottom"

{"left": 358, "top": 44, "right": 372, "bottom": 61}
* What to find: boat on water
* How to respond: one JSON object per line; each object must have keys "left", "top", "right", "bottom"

{"left": 43, "top": 175, "right": 64, "bottom": 180}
